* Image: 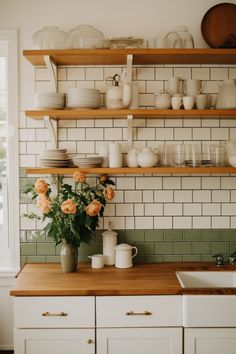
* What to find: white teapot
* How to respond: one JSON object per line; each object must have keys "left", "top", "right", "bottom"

{"left": 106, "top": 74, "right": 132, "bottom": 109}
{"left": 154, "top": 90, "right": 171, "bottom": 109}
{"left": 137, "top": 147, "right": 158, "bottom": 167}
{"left": 115, "top": 243, "right": 138, "bottom": 268}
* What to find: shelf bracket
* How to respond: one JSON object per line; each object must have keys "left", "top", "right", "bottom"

{"left": 126, "top": 54, "right": 133, "bottom": 83}
{"left": 127, "top": 114, "right": 133, "bottom": 148}
{"left": 44, "top": 55, "right": 57, "bottom": 92}
{"left": 44, "top": 116, "right": 58, "bottom": 149}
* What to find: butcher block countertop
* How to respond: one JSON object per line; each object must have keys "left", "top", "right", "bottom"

{"left": 10, "top": 262, "right": 236, "bottom": 296}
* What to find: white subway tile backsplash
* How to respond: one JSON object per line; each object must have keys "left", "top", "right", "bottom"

{"left": 173, "top": 216, "right": 192, "bottom": 229}
{"left": 137, "top": 67, "right": 155, "bottom": 80}
{"left": 202, "top": 203, "right": 221, "bottom": 215}
{"left": 134, "top": 204, "right": 144, "bottom": 216}
{"left": 154, "top": 216, "right": 172, "bottom": 229}
{"left": 68, "top": 128, "right": 85, "bottom": 140}
{"left": 193, "top": 217, "right": 211, "bottom": 229}
{"left": 135, "top": 216, "right": 153, "bottom": 229}
{"left": 143, "top": 190, "right": 154, "bottom": 202}
{"left": 163, "top": 177, "right": 181, "bottom": 190}
{"left": 164, "top": 203, "right": 182, "bottom": 216}
{"left": 222, "top": 203, "right": 236, "bottom": 215}
{"left": 145, "top": 203, "right": 163, "bottom": 216}
{"left": 116, "top": 204, "right": 133, "bottom": 216}
{"left": 23, "top": 63, "right": 236, "bottom": 230}
{"left": 193, "top": 190, "right": 211, "bottom": 202}
{"left": 136, "top": 177, "right": 162, "bottom": 190}
{"left": 125, "top": 190, "right": 142, "bottom": 203}
{"left": 212, "top": 216, "right": 230, "bottom": 229}
{"left": 154, "top": 190, "right": 173, "bottom": 202}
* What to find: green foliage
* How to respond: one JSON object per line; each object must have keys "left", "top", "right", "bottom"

{"left": 24, "top": 174, "right": 115, "bottom": 247}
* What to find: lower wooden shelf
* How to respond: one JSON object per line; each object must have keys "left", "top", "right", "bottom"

{"left": 26, "top": 166, "right": 236, "bottom": 175}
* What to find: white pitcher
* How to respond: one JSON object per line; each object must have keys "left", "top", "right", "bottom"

{"left": 115, "top": 243, "right": 138, "bottom": 268}
{"left": 216, "top": 79, "right": 236, "bottom": 109}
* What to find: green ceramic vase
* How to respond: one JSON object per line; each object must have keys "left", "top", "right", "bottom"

{"left": 60, "top": 240, "right": 78, "bottom": 272}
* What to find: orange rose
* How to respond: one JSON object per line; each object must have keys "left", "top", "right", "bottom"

{"left": 85, "top": 200, "right": 102, "bottom": 217}
{"left": 73, "top": 171, "right": 86, "bottom": 183}
{"left": 61, "top": 199, "right": 77, "bottom": 215}
{"left": 36, "top": 195, "right": 52, "bottom": 214}
{"left": 34, "top": 179, "right": 48, "bottom": 194}
{"left": 103, "top": 187, "right": 115, "bottom": 201}
{"left": 99, "top": 174, "right": 108, "bottom": 183}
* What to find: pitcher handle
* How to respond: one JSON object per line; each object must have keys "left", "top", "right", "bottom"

{"left": 132, "top": 246, "right": 138, "bottom": 258}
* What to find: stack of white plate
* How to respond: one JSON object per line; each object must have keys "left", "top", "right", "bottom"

{"left": 66, "top": 88, "right": 100, "bottom": 109}
{"left": 39, "top": 149, "right": 73, "bottom": 167}
{"left": 72, "top": 156, "right": 103, "bottom": 168}
{"left": 35, "top": 92, "right": 65, "bottom": 109}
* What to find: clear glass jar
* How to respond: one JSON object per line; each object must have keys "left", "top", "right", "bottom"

{"left": 67, "top": 25, "right": 104, "bottom": 49}
{"left": 32, "top": 26, "right": 66, "bottom": 49}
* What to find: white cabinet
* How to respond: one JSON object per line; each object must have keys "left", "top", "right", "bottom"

{"left": 96, "top": 296, "right": 182, "bottom": 354}
{"left": 14, "top": 328, "right": 95, "bottom": 354}
{"left": 185, "top": 328, "right": 236, "bottom": 354}
{"left": 97, "top": 328, "right": 182, "bottom": 354}
{"left": 14, "top": 296, "right": 95, "bottom": 354}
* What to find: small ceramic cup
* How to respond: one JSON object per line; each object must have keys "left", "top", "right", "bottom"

{"left": 171, "top": 96, "right": 183, "bottom": 110}
{"left": 196, "top": 94, "right": 208, "bottom": 110}
{"left": 183, "top": 95, "right": 195, "bottom": 110}
{"left": 88, "top": 254, "right": 104, "bottom": 269}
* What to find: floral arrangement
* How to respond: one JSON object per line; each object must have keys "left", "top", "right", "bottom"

{"left": 25, "top": 172, "right": 115, "bottom": 247}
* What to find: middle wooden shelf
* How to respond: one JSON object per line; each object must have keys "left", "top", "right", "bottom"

{"left": 26, "top": 166, "right": 236, "bottom": 175}
{"left": 25, "top": 109, "right": 236, "bottom": 120}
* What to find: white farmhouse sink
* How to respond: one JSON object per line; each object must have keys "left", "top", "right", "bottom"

{"left": 176, "top": 271, "right": 236, "bottom": 288}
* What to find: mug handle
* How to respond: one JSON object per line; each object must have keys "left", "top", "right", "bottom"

{"left": 132, "top": 246, "right": 138, "bottom": 258}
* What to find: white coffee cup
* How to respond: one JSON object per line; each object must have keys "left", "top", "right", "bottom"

{"left": 183, "top": 96, "right": 195, "bottom": 110}
{"left": 196, "top": 94, "right": 208, "bottom": 110}
{"left": 171, "top": 96, "right": 183, "bottom": 110}
{"left": 88, "top": 254, "right": 104, "bottom": 269}
{"left": 153, "top": 37, "right": 169, "bottom": 48}
{"left": 167, "top": 76, "right": 182, "bottom": 95}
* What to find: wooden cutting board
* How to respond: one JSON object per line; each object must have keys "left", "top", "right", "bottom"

{"left": 201, "top": 2, "right": 236, "bottom": 48}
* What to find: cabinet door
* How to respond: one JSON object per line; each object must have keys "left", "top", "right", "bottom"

{"left": 97, "top": 328, "right": 182, "bottom": 354}
{"left": 14, "top": 328, "right": 95, "bottom": 354}
{"left": 185, "top": 328, "right": 236, "bottom": 354}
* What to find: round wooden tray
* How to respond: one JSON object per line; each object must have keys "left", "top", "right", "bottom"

{"left": 201, "top": 2, "right": 236, "bottom": 48}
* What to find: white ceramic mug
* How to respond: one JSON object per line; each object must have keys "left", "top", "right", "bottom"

{"left": 153, "top": 37, "right": 169, "bottom": 48}
{"left": 171, "top": 96, "right": 183, "bottom": 110}
{"left": 184, "top": 79, "right": 201, "bottom": 96}
{"left": 167, "top": 76, "right": 182, "bottom": 95}
{"left": 196, "top": 94, "right": 208, "bottom": 110}
{"left": 183, "top": 96, "right": 195, "bottom": 110}
{"left": 88, "top": 254, "right": 104, "bottom": 269}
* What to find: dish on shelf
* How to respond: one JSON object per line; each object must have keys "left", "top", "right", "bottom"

{"left": 32, "top": 26, "right": 67, "bottom": 49}
{"left": 201, "top": 3, "right": 236, "bottom": 48}
{"left": 66, "top": 87, "right": 100, "bottom": 109}
{"left": 35, "top": 92, "right": 65, "bottom": 109}
{"left": 67, "top": 25, "right": 105, "bottom": 49}
{"left": 106, "top": 36, "right": 144, "bottom": 48}
{"left": 72, "top": 156, "right": 103, "bottom": 168}
{"left": 39, "top": 149, "right": 73, "bottom": 167}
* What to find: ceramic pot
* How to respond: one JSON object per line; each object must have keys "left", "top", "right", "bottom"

{"left": 114, "top": 243, "right": 138, "bottom": 268}
{"left": 60, "top": 240, "right": 78, "bottom": 272}
{"left": 137, "top": 147, "right": 158, "bottom": 167}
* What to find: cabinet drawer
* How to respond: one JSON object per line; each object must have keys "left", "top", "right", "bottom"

{"left": 14, "top": 296, "right": 95, "bottom": 328}
{"left": 96, "top": 295, "right": 182, "bottom": 327}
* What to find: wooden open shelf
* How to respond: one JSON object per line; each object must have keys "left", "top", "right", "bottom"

{"left": 26, "top": 166, "right": 236, "bottom": 175}
{"left": 25, "top": 109, "right": 236, "bottom": 120}
{"left": 23, "top": 48, "right": 236, "bottom": 66}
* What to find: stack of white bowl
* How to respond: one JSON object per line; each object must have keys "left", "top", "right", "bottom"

{"left": 66, "top": 88, "right": 100, "bottom": 109}
{"left": 35, "top": 92, "right": 65, "bottom": 109}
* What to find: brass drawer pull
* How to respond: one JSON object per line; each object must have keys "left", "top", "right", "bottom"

{"left": 87, "top": 339, "right": 93, "bottom": 344}
{"left": 126, "top": 310, "right": 152, "bottom": 316}
{"left": 42, "top": 311, "right": 68, "bottom": 317}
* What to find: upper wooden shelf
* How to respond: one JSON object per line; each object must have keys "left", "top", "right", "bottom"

{"left": 25, "top": 108, "right": 236, "bottom": 120}
{"left": 23, "top": 48, "right": 236, "bottom": 66}
{"left": 26, "top": 166, "right": 236, "bottom": 175}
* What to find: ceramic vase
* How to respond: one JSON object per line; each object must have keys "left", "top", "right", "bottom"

{"left": 60, "top": 240, "right": 78, "bottom": 272}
